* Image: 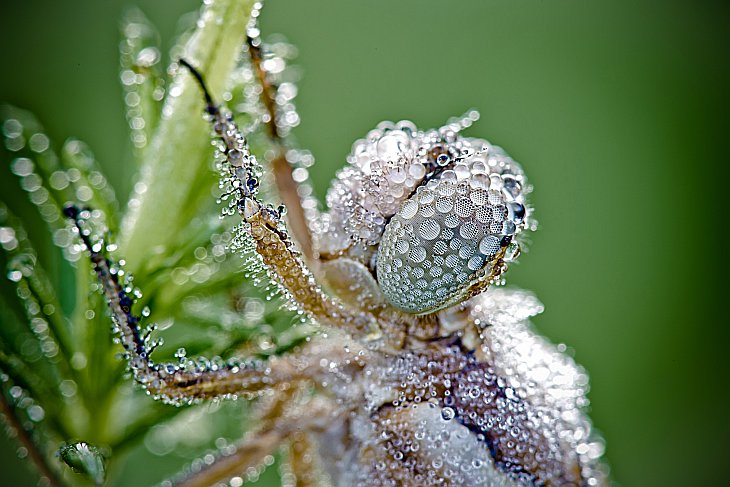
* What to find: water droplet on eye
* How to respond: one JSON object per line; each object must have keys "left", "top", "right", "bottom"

{"left": 435, "top": 197, "right": 453, "bottom": 214}
{"left": 459, "top": 222, "right": 479, "bottom": 240}
{"left": 458, "top": 245, "right": 475, "bottom": 259}
{"left": 469, "top": 188, "right": 488, "bottom": 206}
{"left": 441, "top": 407, "right": 455, "bottom": 421}
{"left": 395, "top": 239, "right": 409, "bottom": 254}
{"left": 408, "top": 246, "right": 427, "bottom": 263}
{"left": 419, "top": 204, "right": 435, "bottom": 218}
{"left": 467, "top": 254, "right": 485, "bottom": 271}
{"left": 475, "top": 206, "right": 492, "bottom": 224}
{"left": 377, "top": 131, "right": 409, "bottom": 160}
{"left": 418, "top": 220, "right": 441, "bottom": 240}
{"left": 401, "top": 200, "right": 418, "bottom": 220}
{"left": 444, "top": 214, "right": 460, "bottom": 229}
{"left": 418, "top": 189, "right": 435, "bottom": 205}
{"left": 509, "top": 202, "right": 526, "bottom": 224}
{"left": 487, "top": 190, "right": 503, "bottom": 206}
{"left": 503, "top": 176, "right": 522, "bottom": 199}
{"left": 454, "top": 198, "right": 474, "bottom": 218}
{"left": 502, "top": 220, "right": 516, "bottom": 235}
{"left": 479, "top": 235, "right": 500, "bottom": 256}
{"left": 470, "top": 173, "right": 490, "bottom": 189}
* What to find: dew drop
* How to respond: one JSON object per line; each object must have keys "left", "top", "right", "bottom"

{"left": 441, "top": 407, "right": 455, "bottom": 421}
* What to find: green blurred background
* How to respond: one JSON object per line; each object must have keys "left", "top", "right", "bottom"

{"left": 0, "top": 0, "right": 727, "bottom": 485}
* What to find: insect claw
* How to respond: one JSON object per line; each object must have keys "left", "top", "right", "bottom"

{"left": 242, "top": 197, "right": 261, "bottom": 219}
{"left": 178, "top": 58, "right": 219, "bottom": 115}
{"left": 62, "top": 203, "right": 80, "bottom": 219}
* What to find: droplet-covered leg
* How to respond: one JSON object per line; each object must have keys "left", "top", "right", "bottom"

{"left": 245, "top": 3, "right": 314, "bottom": 261}
{"left": 282, "top": 431, "right": 320, "bottom": 487}
{"left": 178, "top": 60, "right": 382, "bottom": 345}
{"left": 66, "top": 205, "right": 307, "bottom": 404}
{"left": 168, "top": 428, "right": 284, "bottom": 487}
{"left": 165, "top": 386, "right": 334, "bottom": 487}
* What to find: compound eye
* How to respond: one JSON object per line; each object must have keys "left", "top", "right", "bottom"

{"left": 376, "top": 163, "right": 526, "bottom": 314}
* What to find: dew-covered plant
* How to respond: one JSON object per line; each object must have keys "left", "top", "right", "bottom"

{"left": 0, "top": 1, "right": 608, "bottom": 486}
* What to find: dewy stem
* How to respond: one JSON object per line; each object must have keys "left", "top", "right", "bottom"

{"left": 120, "top": 0, "right": 254, "bottom": 274}
{"left": 246, "top": 30, "right": 314, "bottom": 261}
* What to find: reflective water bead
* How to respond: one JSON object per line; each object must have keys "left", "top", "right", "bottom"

{"left": 508, "top": 202, "right": 526, "bottom": 224}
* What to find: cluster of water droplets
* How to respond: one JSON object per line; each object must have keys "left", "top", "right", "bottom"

{"left": 0, "top": 208, "right": 65, "bottom": 468}
{"left": 0, "top": 201, "right": 97, "bottom": 425}
{"left": 247, "top": 2, "right": 300, "bottom": 138}
{"left": 317, "top": 120, "right": 446, "bottom": 256}
{"left": 376, "top": 140, "right": 531, "bottom": 314}
{"left": 310, "top": 112, "right": 536, "bottom": 316}
{"left": 205, "top": 67, "right": 327, "bottom": 330}
{"left": 454, "top": 289, "right": 607, "bottom": 484}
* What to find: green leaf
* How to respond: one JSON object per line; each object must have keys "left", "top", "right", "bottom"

{"left": 120, "top": 0, "right": 254, "bottom": 276}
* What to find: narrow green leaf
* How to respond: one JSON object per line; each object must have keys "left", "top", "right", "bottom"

{"left": 1, "top": 105, "right": 68, "bottom": 234}
{"left": 120, "top": 0, "right": 254, "bottom": 275}
{"left": 119, "top": 7, "right": 165, "bottom": 161}
{"left": 61, "top": 139, "right": 120, "bottom": 232}
{"left": 0, "top": 204, "right": 74, "bottom": 377}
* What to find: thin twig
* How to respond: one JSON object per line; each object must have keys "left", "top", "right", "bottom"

{"left": 246, "top": 33, "right": 314, "bottom": 260}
